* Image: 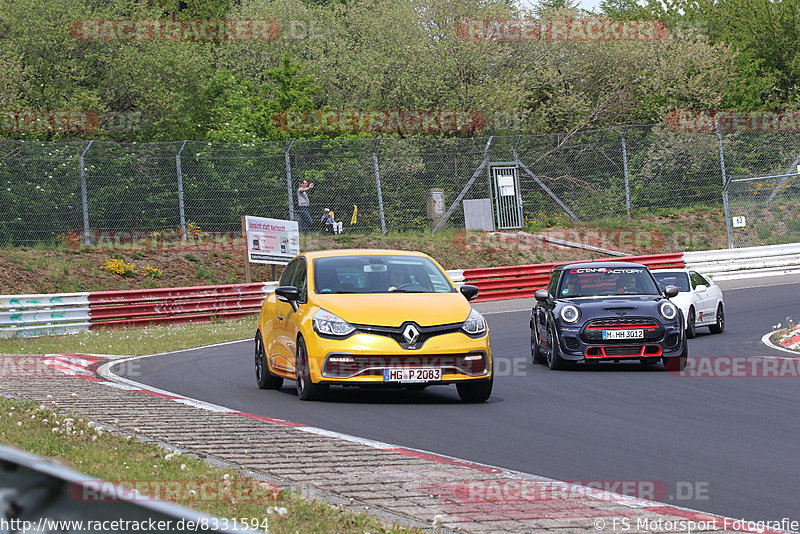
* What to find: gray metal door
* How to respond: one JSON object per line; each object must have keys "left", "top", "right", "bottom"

{"left": 491, "top": 165, "right": 523, "bottom": 229}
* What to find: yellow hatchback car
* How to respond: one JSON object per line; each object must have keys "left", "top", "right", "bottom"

{"left": 254, "top": 249, "right": 493, "bottom": 402}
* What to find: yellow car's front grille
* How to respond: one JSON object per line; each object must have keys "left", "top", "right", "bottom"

{"left": 322, "top": 352, "right": 488, "bottom": 379}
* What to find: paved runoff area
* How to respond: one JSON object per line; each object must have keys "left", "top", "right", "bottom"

{"left": 1, "top": 353, "right": 777, "bottom": 534}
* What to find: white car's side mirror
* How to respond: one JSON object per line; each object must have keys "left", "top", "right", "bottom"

{"left": 695, "top": 284, "right": 708, "bottom": 292}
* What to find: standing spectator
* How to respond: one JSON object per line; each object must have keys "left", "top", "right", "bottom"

{"left": 297, "top": 179, "right": 314, "bottom": 234}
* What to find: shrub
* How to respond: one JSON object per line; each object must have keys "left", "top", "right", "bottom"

{"left": 101, "top": 258, "right": 136, "bottom": 277}
{"left": 141, "top": 265, "right": 162, "bottom": 279}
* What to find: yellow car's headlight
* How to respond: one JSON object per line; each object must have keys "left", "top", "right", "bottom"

{"left": 313, "top": 308, "right": 356, "bottom": 336}
{"left": 462, "top": 309, "right": 486, "bottom": 336}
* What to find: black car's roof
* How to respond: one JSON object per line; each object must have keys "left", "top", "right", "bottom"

{"left": 556, "top": 261, "right": 649, "bottom": 271}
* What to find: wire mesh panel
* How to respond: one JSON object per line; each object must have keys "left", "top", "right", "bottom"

{"left": 727, "top": 173, "right": 800, "bottom": 247}
{"left": 624, "top": 124, "right": 723, "bottom": 215}
{"left": 0, "top": 140, "right": 88, "bottom": 245}
{"left": 83, "top": 142, "right": 184, "bottom": 235}
{"left": 378, "top": 138, "right": 491, "bottom": 232}
{"left": 4, "top": 127, "right": 800, "bottom": 248}
{"left": 288, "top": 139, "right": 377, "bottom": 234}
{"left": 182, "top": 140, "right": 289, "bottom": 233}
{"left": 515, "top": 129, "right": 625, "bottom": 224}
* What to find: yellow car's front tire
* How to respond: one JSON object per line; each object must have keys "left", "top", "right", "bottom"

{"left": 456, "top": 376, "right": 493, "bottom": 402}
{"left": 255, "top": 332, "right": 283, "bottom": 390}
{"left": 295, "top": 337, "right": 329, "bottom": 401}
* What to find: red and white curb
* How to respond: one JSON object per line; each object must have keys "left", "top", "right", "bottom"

{"left": 761, "top": 331, "right": 800, "bottom": 356}
{"left": 9, "top": 349, "right": 778, "bottom": 532}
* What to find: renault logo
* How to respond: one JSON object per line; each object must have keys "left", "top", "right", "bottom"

{"left": 403, "top": 324, "right": 420, "bottom": 345}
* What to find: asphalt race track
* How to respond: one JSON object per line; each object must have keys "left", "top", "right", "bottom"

{"left": 114, "top": 278, "right": 800, "bottom": 523}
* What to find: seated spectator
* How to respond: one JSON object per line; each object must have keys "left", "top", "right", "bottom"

{"left": 321, "top": 208, "right": 335, "bottom": 233}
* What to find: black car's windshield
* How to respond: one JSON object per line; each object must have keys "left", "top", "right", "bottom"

{"left": 652, "top": 272, "right": 691, "bottom": 292}
{"left": 559, "top": 266, "right": 660, "bottom": 297}
{"left": 313, "top": 255, "right": 455, "bottom": 294}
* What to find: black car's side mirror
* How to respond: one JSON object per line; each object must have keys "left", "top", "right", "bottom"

{"left": 460, "top": 284, "right": 480, "bottom": 301}
{"left": 275, "top": 286, "right": 300, "bottom": 312}
{"left": 534, "top": 289, "right": 551, "bottom": 302}
{"left": 664, "top": 285, "right": 679, "bottom": 298}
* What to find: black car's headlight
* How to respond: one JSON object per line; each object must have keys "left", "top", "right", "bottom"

{"left": 659, "top": 301, "right": 678, "bottom": 321}
{"left": 313, "top": 308, "right": 355, "bottom": 336}
{"left": 560, "top": 305, "right": 580, "bottom": 323}
{"left": 462, "top": 309, "right": 486, "bottom": 335}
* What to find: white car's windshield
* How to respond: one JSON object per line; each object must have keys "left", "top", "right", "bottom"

{"left": 559, "top": 266, "right": 660, "bottom": 297}
{"left": 313, "top": 256, "right": 455, "bottom": 294}
{"left": 652, "top": 272, "right": 691, "bottom": 292}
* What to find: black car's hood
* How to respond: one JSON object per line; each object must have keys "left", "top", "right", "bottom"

{"left": 561, "top": 295, "right": 663, "bottom": 315}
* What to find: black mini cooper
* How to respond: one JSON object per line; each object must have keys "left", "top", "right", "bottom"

{"left": 530, "top": 262, "right": 687, "bottom": 370}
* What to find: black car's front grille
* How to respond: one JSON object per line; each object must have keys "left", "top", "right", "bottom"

{"left": 585, "top": 345, "right": 663, "bottom": 358}
{"left": 352, "top": 322, "right": 464, "bottom": 349}
{"left": 564, "top": 337, "right": 580, "bottom": 350}
{"left": 581, "top": 317, "right": 664, "bottom": 344}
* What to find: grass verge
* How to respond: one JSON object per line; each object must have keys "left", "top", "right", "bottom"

{"left": 0, "top": 316, "right": 257, "bottom": 356}
{"left": 0, "top": 396, "right": 418, "bottom": 533}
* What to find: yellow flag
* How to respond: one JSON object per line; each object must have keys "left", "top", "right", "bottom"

{"left": 350, "top": 204, "right": 358, "bottom": 225}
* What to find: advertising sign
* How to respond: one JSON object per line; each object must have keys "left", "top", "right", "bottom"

{"left": 244, "top": 216, "right": 299, "bottom": 264}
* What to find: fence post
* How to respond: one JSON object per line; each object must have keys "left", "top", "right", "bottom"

{"left": 79, "top": 140, "right": 94, "bottom": 246}
{"left": 285, "top": 138, "right": 296, "bottom": 222}
{"left": 373, "top": 139, "right": 387, "bottom": 235}
{"left": 176, "top": 140, "right": 188, "bottom": 241}
{"left": 717, "top": 131, "right": 733, "bottom": 249}
{"left": 622, "top": 126, "right": 631, "bottom": 219}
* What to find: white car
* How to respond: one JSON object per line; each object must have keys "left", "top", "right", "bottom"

{"left": 652, "top": 269, "right": 724, "bottom": 338}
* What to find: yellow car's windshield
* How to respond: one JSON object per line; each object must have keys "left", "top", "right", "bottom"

{"left": 313, "top": 255, "right": 455, "bottom": 294}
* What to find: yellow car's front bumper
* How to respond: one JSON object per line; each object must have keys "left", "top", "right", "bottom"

{"left": 303, "top": 330, "right": 492, "bottom": 385}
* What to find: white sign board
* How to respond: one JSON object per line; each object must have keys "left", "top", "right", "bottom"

{"left": 732, "top": 216, "right": 746, "bottom": 228}
{"left": 498, "top": 175, "right": 515, "bottom": 196}
{"left": 244, "top": 216, "right": 299, "bottom": 265}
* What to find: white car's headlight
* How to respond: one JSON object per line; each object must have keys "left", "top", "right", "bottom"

{"left": 313, "top": 308, "right": 355, "bottom": 336}
{"left": 462, "top": 309, "right": 486, "bottom": 335}
{"left": 560, "top": 305, "right": 580, "bottom": 323}
{"left": 659, "top": 301, "right": 678, "bottom": 321}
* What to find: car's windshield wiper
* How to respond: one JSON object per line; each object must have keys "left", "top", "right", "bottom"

{"left": 387, "top": 288, "right": 428, "bottom": 293}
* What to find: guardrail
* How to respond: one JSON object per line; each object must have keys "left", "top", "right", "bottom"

{"left": 684, "top": 243, "right": 800, "bottom": 281}
{"left": 3, "top": 244, "right": 799, "bottom": 338}
{"left": 1, "top": 283, "right": 277, "bottom": 338}
{"left": 0, "top": 293, "right": 91, "bottom": 338}
{"left": 89, "top": 282, "right": 277, "bottom": 328}
{"left": 0, "top": 445, "right": 239, "bottom": 532}
{"left": 459, "top": 253, "right": 686, "bottom": 302}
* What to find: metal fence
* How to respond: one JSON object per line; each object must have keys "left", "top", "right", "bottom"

{"left": 2, "top": 124, "right": 799, "bottom": 248}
